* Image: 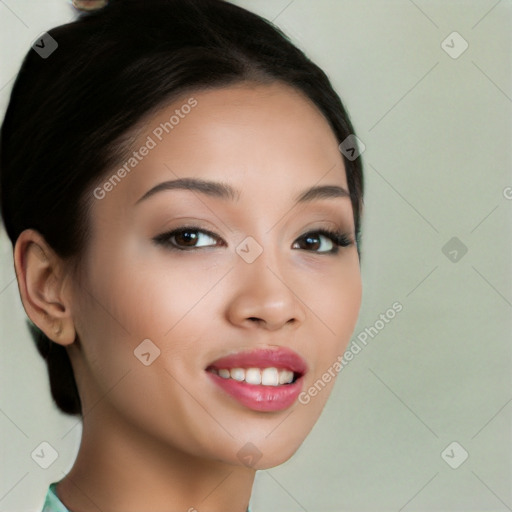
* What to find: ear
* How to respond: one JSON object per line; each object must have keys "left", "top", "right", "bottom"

{"left": 14, "top": 229, "right": 77, "bottom": 346}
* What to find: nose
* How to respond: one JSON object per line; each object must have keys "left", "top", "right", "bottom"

{"left": 225, "top": 247, "right": 307, "bottom": 332}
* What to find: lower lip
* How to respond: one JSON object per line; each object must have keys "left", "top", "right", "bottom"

{"left": 206, "top": 371, "right": 304, "bottom": 412}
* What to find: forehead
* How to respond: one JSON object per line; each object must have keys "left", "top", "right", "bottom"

{"left": 93, "top": 81, "right": 348, "bottom": 211}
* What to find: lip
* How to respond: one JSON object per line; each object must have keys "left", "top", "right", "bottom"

{"left": 206, "top": 347, "right": 308, "bottom": 374}
{"left": 205, "top": 347, "right": 308, "bottom": 412}
{"left": 206, "top": 372, "right": 305, "bottom": 412}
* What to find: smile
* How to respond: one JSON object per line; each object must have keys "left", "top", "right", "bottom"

{"left": 208, "top": 367, "right": 296, "bottom": 386}
{"left": 205, "top": 347, "right": 307, "bottom": 412}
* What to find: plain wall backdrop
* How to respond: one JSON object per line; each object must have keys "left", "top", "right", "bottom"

{"left": 1, "top": 1, "right": 511, "bottom": 511}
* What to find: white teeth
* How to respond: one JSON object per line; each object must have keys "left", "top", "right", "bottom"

{"left": 230, "top": 368, "right": 245, "bottom": 381}
{"left": 211, "top": 367, "right": 295, "bottom": 386}
{"left": 278, "top": 369, "right": 294, "bottom": 385}
{"left": 261, "top": 367, "right": 279, "bottom": 386}
{"left": 245, "top": 368, "right": 262, "bottom": 385}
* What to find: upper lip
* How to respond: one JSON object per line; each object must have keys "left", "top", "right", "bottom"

{"left": 206, "top": 347, "right": 308, "bottom": 375}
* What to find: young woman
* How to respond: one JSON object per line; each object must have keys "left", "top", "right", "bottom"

{"left": 0, "top": 0, "right": 364, "bottom": 510}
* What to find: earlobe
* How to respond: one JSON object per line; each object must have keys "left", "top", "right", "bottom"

{"left": 13, "top": 229, "right": 76, "bottom": 346}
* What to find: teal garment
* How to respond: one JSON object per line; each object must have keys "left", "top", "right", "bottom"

{"left": 41, "top": 483, "right": 69, "bottom": 512}
{"left": 42, "top": 481, "right": 252, "bottom": 512}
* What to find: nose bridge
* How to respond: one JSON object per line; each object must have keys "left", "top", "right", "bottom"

{"left": 228, "top": 231, "right": 305, "bottom": 330}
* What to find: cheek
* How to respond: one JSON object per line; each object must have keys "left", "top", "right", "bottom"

{"left": 307, "top": 255, "right": 362, "bottom": 348}
{"left": 79, "top": 238, "right": 184, "bottom": 336}
{"left": 76, "top": 244, "right": 218, "bottom": 382}
{"left": 299, "top": 254, "right": 362, "bottom": 400}
{"left": 330, "top": 269, "right": 362, "bottom": 350}
{"left": 72, "top": 253, "right": 209, "bottom": 440}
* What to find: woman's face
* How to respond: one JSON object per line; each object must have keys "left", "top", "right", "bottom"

{"left": 70, "top": 82, "right": 362, "bottom": 469}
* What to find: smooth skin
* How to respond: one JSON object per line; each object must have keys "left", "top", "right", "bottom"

{"left": 14, "top": 82, "right": 362, "bottom": 512}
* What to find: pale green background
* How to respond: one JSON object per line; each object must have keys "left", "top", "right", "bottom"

{"left": 1, "top": 1, "right": 511, "bottom": 511}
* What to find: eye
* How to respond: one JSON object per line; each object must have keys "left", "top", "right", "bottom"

{"left": 153, "top": 226, "right": 222, "bottom": 250}
{"left": 292, "top": 229, "right": 353, "bottom": 254}
{"left": 153, "top": 226, "right": 353, "bottom": 254}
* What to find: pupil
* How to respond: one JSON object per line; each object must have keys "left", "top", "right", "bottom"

{"left": 305, "top": 235, "right": 319, "bottom": 250}
{"left": 178, "top": 230, "right": 197, "bottom": 246}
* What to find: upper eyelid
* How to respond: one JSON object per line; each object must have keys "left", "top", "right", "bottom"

{"left": 160, "top": 215, "right": 348, "bottom": 235}
{"left": 162, "top": 225, "right": 340, "bottom": 238}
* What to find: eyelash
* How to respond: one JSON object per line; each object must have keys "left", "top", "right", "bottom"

{"left": 153, "top": 226, "right": 354, "bottom": 255}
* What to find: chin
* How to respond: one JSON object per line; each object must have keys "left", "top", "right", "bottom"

{"left": 231, "top": 433, "right": 308, "bottom": 471}
{"left": 254, "top": 445, "right": 302, "bottom": 470}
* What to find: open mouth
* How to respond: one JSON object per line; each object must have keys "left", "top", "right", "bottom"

{"left": 204, "top": 347, "right": 307, "bottom": 412}
{"left": 206, "top": 366, "right": 302, "bottom": 386}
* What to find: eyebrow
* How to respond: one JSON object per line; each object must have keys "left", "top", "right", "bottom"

{"left": 135, "top": 178, "right": 350, "bottom": 206}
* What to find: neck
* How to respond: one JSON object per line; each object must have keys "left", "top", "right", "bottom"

{"left": 56, "top": 406, "right": 255, "bottom": 512}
